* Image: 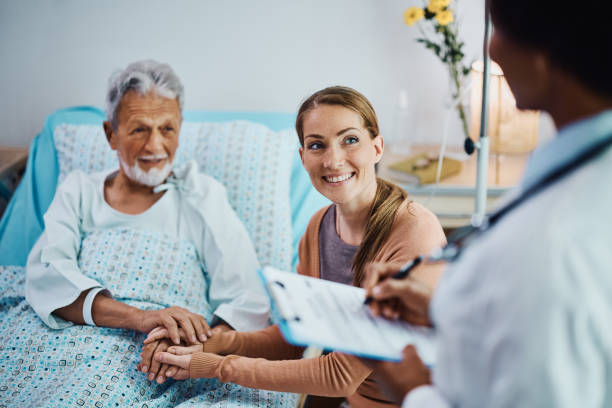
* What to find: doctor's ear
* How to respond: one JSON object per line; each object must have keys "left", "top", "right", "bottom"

{"left": 103, "top": 121, "right": 117, "bottom": 150}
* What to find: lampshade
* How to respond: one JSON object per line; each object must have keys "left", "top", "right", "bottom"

{"left": 469, "top": 60, "right": 540, "bottom": 154}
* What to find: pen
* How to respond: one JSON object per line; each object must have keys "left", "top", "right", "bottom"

{"left": 363, "top": 255, "right": 423, "bottom": 305}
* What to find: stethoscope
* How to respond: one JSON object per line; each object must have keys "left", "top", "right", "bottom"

{"left": 417, "top": 132, "right": 612, "bottom": 268}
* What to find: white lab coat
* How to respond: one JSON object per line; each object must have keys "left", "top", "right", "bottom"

{"left": 404, "top": 111, "right": 612, "bottom": 407}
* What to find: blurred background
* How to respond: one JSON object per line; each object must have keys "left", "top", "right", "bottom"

{"left": 0, "top": 0, "right": 555, "bottom": 149}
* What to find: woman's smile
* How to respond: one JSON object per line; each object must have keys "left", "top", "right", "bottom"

{"left": 323, "top": 172, "right": 355, "bottom": 184}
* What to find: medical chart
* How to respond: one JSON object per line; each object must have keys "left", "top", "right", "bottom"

{"left": 259, "top": 266, "right": 436, "bottom": 363}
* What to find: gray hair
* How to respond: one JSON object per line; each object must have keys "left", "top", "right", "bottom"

{"left": 105, "top": 60, "right": 184, "bottom": 127}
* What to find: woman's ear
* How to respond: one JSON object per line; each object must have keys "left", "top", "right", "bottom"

{"left": 299, "top": 146, "right": 305, "bottom": 164}
{"left": 373, "top": 135, "right": 384, "bottom": 164}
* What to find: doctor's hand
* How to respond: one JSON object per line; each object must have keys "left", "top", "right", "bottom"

{"left": 362, "top": 345, "right": 431, "bottom": 404}
{"left": 363, "top": 262, "right": 433, "bottom": 327}
{"left": 137, "top": 306, "right": 213, "bottom": 345}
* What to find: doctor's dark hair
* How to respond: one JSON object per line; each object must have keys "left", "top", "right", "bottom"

{"left": 296, "top": 86, "right": 409, "bottom": 286}
{"left": 489, "top": 0, "right": 612, "bottom": 98}
{"left": 105, "top": 60, "right": 185, "bottom": 129}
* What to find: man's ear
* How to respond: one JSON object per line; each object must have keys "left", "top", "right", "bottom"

{"left": 373, "top": 135, "right": 384, "bottom": 164}
{"left": 103, "top": 121, "right": 117, "bottom": 151}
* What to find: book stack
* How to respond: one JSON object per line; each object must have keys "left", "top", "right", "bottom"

{"left": 388, "top": 153, "right": 462, "bottom": 185}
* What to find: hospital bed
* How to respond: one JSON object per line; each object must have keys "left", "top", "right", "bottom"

{"left": 0, "top": 107, "right": 329, "bottom": 407}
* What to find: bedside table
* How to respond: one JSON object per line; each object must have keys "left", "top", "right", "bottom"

{"left": 378, "top": 145, "right": 529, "bottom": 230}
{"left": 0, "top": 147, "right": 28, "bottom": 215}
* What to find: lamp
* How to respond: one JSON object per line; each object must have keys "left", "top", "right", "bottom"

{"left": 469, "top": 60, "right": 540, "bottom": 184}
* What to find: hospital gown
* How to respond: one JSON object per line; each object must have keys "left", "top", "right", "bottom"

{"left": 0, "top": 161, "right": 297, "bottom": 407}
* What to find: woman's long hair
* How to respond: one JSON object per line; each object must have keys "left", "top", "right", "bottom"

{"left": 351, "top": 178, "right": 407, "bottom": 286}
{"left": 296, "top": 86, "right": 409, "bottom": 286}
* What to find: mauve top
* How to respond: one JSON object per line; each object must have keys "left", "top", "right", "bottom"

{"left": 318, "top": 205, "right": 358, "bottom": 286}
{"left": 191, "top": 202, "right": 447, "bottom": 408}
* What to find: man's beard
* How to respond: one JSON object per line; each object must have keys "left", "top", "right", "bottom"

{"left": 118, "top": 153, "right": 173, "bottom": 187}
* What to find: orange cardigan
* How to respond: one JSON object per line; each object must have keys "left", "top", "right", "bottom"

{"left": 190, "top": 201, "right": 446, "bottom": 408}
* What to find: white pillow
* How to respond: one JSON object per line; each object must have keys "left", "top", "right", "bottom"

{"left": 53, "top": 120, "right": 296, "bottom": 271}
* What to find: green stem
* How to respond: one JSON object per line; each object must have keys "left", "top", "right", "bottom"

{"left": 449, "top": 63, "right": 470, "bottom": 139}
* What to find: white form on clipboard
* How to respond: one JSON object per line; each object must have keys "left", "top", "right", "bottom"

{"left": 258, "top": 266, "right": 436, "bottom": 363}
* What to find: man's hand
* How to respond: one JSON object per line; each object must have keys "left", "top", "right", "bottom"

{"left": 138, "top": 338, "right": 175, "bottom": 384}
{"left": 144, "top": 321, "right": 231, "bottom": 345}
{"left": 362, "top": 345, "right": 431, "bottom": 404}
{"left": 363, "top": 262, "right": 433, "bottom": 327}
{"left": 138, "top": 306, "right": 212, "bottom": 345}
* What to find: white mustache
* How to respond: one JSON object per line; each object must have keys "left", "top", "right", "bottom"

{"left": 138, "top": 154, "right": 168, "bottom": 161}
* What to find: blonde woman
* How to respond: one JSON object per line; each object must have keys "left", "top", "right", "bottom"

{"left": 144, "top": 86, "right": 446, "bottom": 408}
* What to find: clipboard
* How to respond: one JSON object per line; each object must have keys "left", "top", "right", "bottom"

{"left": 258, "top": 266, "right": 436, "bottom": 363}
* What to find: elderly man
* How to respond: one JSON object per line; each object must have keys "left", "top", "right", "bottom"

{"left": 9, "top": 60, "right": 293, "bottom": 407}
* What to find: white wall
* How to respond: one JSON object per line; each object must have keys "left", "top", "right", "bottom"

{"left": 0, "top": 0, "right": 553, "bottom": 148}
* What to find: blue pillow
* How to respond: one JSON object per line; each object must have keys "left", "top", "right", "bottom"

{"left": 0, "top": 107, "right": 329, "bottom": 271}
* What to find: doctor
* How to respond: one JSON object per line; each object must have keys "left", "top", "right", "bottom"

{"left": 363, "top": 0, "right": 612, "bottom": 406}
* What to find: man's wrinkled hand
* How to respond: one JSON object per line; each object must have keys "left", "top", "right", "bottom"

{"left": 138, "top": 306, "right": 212, "bottom": 345}
{"left": 144, "top": 321, "right": 232, "bottom": 345}
{"left": 138, "top": 338, "right": 175, "bottom": 384}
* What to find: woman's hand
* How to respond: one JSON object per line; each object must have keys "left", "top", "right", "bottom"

{"left": 154, "top": 350, "right": 191, "bottom": 380}
{"left": 154, "top": 345, "right": 209, "bottom": 380}
{"left": 156, "top": 349, "right": 224, "bottom": 380}
{"left": 138, "top": 338, "right": 175, "bottom": 384}
{"left": 138, "top": 306, "right": 212, "bottom": 345}
{"left": 362, "top": 345, "right": 431, "bottom": 404}
{"left": 363, "top": 262, "right": 433, "bottom": 327}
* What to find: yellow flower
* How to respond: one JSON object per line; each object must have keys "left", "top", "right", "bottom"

{"left": 404, "top": 6, "right": 425, "bottom": 26}
{"left": 435, "top": 9, "right": 454, "bottom": 26}
{"left": 427, "top": 0, "right": 450, "bottom": 14}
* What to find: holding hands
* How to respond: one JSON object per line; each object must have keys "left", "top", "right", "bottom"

{"left": 137, "top": 338, "right": 179, "bottom": 383}
{"left": 137, "top": 306, "right": 213, "bottom": 345}
{"left": 140, "top": 343, "right": 201, "bottom": 382}
{"left": 139, "top": 320, "right": 233, "bottom": 384}
{"left": 147, "top": 343, "right": 225, "bottom": 381}
{"left": 153, "top": 344, "right": 201, "bottom": 380}
{"left": 136, "top": 306, "right": 210, "bottom": 384}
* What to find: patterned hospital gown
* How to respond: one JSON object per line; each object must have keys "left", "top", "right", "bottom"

{"left": 0, "top": 164, "right": 297, "bottom": 407}
{"left": 0, "top": 232, "right": 296, "bottom": 407}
